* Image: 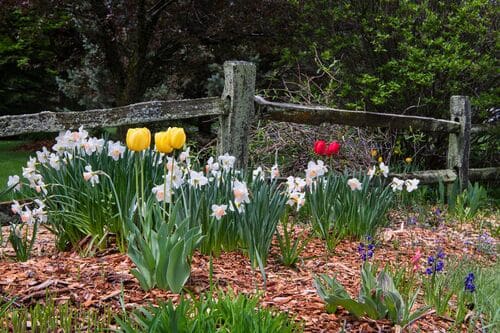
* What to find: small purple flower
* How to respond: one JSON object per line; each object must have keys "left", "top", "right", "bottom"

{"left": 407, "top": 216, "right": 417, "bottom": 225}
{"left": 358, "top": 236, "right": 375, "bottom": 262}
{"left": 464, "top": 272, "right": 475, "bottom": 292}
{"left": 435, "top": 260, "right": 444, "bottom": 272}
{"left": 424, "top": 250, "right": 445, "bottom": 275}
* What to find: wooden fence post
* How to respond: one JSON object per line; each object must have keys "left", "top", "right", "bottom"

{"left": 217, "top": 61, "right": 256, "bottom": 168}
{"left": 447, "top": 95, "right": 471, "bottom": 192}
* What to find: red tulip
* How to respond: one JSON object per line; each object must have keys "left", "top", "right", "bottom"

{"left": 313, "top": 140, "right": 327, "bottom": 155}
{"left": 326, "top": 141, "right": 341, "bottom": 156}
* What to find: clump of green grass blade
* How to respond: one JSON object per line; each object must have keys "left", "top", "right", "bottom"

{"left": 117, "top": 289, "right": 303, "bottom": 333}
{"left": 0, "top": 296, "right": 114, "bottom": 332}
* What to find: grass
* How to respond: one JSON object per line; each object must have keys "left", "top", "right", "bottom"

{"left": 0, "top": 140, "right": 32, "bottom": 201}
{"left": 0, "top": 296, "right": 115, "bottom": 332}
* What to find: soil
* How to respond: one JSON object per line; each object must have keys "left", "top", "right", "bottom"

{"left": 0, "top": 212, "right": 497, "bottom": 332}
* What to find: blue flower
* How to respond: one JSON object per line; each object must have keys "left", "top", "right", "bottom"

{"left": 435, "top": 260, "right": 444, "bottom": 272}
{"left": 358, "top": 237, "right": 375, "bottom": 262}
{"left": 464, "top": 272, "right": 475, "bottom": 292}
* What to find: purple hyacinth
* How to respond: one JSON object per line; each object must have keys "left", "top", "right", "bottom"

{"left": 425, "top": 249, "right": 445, "bottom": 275}
{"left": 358, "top": 236, "right": 375, "bottom": 262}
{"left": 464, "top": 273, "right": 475, "bottom": 292}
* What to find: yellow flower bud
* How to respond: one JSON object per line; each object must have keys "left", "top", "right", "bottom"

{"left": 167, "top": 127, "right": 186, "bottom": 149}
{"left": 371, "top": 149, "right": 378, "bottom": 157}
{"left": 378, "top": 156, "right": 383, "bottom": 163}
{"left": 126, "top": 128, "right": 151, "bottom": 151}
{"left": 155, "top": 131, "right": 174, "bottom": 153}
{"left": 405, "top": 157, "right": 413, "bottom": 164}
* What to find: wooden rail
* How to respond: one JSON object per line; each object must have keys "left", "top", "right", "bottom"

{"left": 0, "top": 97, "right": 224, "bottom": 137}
{"left": 0, "top": 60, "right": 497, "bottom": 188}
{"left": 255, "top": 96, "right": 461, "bottom": 133}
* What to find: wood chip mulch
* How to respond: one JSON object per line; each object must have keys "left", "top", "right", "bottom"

{"left": 0, "top": 212, "right": 497, "bottom": 332}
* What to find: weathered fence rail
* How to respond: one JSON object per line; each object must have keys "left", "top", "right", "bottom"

{"left": 0, "top": 60, "right": 498, "bottom": 189}
{"left": 0, "top": 97, "right": 224, "bottom": 137}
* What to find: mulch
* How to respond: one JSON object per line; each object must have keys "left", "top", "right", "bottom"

{"left": 0, "top": 212, "right": 497, "bottom": 332}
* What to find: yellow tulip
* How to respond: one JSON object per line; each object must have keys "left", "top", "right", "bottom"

{"left": 405, "top": 157, "right": 413, "bottom": 164}
{"left": 167, "top": 127, "right": 186, "bottom": 149}
{"left": 126, "top": 128, "right": 151, "bottom": 151}
{"left": 155, "top": 131, "right": 174, "bottom": 153}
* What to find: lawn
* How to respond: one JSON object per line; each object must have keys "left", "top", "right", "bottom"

{"left": 0, "top": 141, "right": 32, "bottom": 201}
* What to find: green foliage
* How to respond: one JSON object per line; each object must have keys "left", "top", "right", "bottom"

{"left": 449, "top": 182, "right": 488, "bottom": 221}
{"left": 422, "top": 258, "right": 500, "bottom": 330}
{"left": 8, "top": 221, "right": 38, "bottom": 262}
{"left": 0, "top": 296, "right": 113, "bottom": 332}
{"left": 280, "top": 0, "right": 498, "bottom": 119}
{"left": 117, "top": 289, "right": 303, "bottom": 333}
{"left": 275, "top": 211, "right": 311, "bottom": 267}
{"left": 307, "top": 172, "right": 395, "bottom": 244}
{"left": 127, "top": 199, "right": 203, "bottom": 293}
{"left": 0, "top": 5, "right": 73, "bottom": 115}
{"left": 236, "top": 177, "right": 288, "bottom": 285}
{"left": 315, "top": 263, "right": 428, "bottom": 327}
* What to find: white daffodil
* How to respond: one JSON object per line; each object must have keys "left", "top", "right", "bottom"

{"left": 83, "top": 137, "right": 105, "bottom": 155}
{"left": 347, "top": 178, "right": 362, "bottom": 191}
{"left": 48, "top": 153, "right": 61, "bottom": 170}
{"left": 286, "top": 176, "right": 306, "bottom": 193}
{"left": 34, "top": 179, "right": 47, "bottom": 195}
{"left": 405, "top": 178, "right": 420, "bottom": 192}
{"left": 367, "top": 165, "right": 376, "bottom": 180}
{"left": 287, "top": 191, "right": 306, "bottom": 211}
{"left": 233, "top": 180, "right": 250, "bottom": 205}
{"left": 11, "top": 200, "right": 22, "bottom": 214}
{"left": 152, "top": 183, "right": 172, "bottom": 203}
{"left": 379, "top": 162, "right": 389, "bottom": 178}
{"left": 7, "top": 175, "right": 21, "bottom": 191}
{"left": 108, "top": 141, "right": 126, "bottom": 161}
{"left": 252, "top": 167, "right": 264, "bottom": 181}
{"left": 189, "top": 170, "right": 208, "bottom": 188}
{"left": 211, "top": 204, "right": 228, "bottom": 220}
{"left": 36, "top": 147, "right": 51, "bottom": 164}
{"left": 218, "top": 153, "right": 236, "bottom": 171}
{"left": 20, "top": 207, "right": 34, "bottom": 225}
{"left": 305, "top": 160, "right": 327, "bottom": 179}
{"left": 228, "top": 201, "right": 245, "bottom": 213}
{"left": 32, "top": 199, "right": 47, "bottom": 223}
{"left": 166, "top": 168, "right": 184, "bottom": 189}
{"left": 270, "top": 164, "right": 280, "bottom": 180}
{"left": 83, "top": 165, "right": 99, "bottom": 187}
{"left": 390, "top": 177, "right": 405, "bottom": 191}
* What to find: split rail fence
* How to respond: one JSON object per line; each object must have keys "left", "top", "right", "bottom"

{"left": 0, "top": 61, "right": 498, "bottom": 191}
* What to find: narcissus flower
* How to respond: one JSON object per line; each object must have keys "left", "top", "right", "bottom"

{"left": 379, "top": 162, "right": 389, "bottom": 177}
{"left": 126, "top": 128, "right": 151, "bottom": 151}
{"left": 154, "top": 131, "right": 174, "bottom": 153}
{"left": 347, "top": 178, "right": 362, "bottom": 191}
{"left": 405, "top": 157, "right": 413, "bottom": 164}
{"left": 211, "top": 204, "right": 227, "bottom": 220}
{"left": 405, "top": 178, "right": 420, "bottom": 192}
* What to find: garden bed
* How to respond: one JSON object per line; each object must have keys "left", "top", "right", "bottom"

{"left": 1, "top": 212, "right": 496, "bottom": 332}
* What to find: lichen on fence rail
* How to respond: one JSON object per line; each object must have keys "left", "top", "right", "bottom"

{"left": 0, "top": 97, "right": 224, "bottom": 137}
{"left": 255, "top": 95, "right": 461, "bottom": 133}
